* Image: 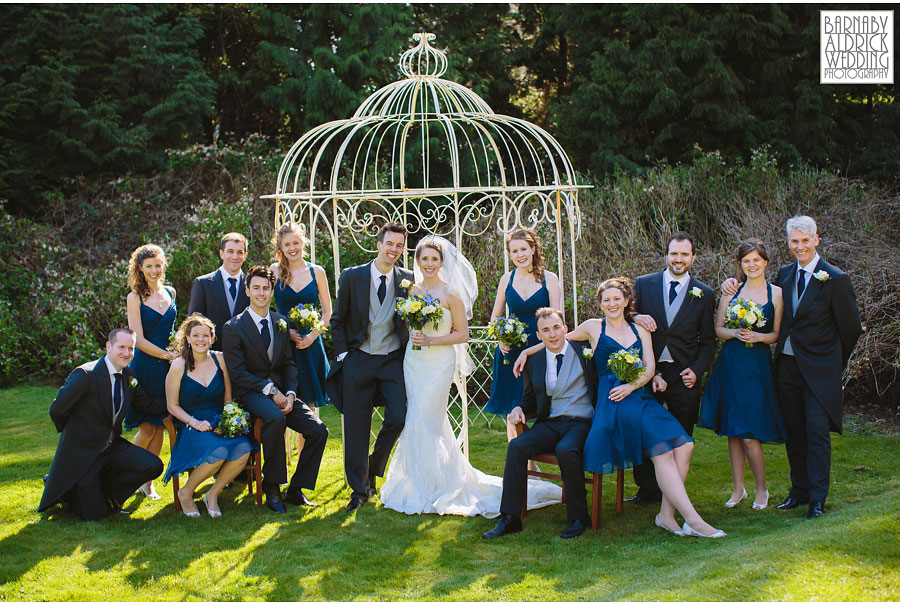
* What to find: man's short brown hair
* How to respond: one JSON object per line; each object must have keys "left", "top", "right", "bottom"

{"left": 220, "top": 232, "right": 248, "bottom": 252}
{"left": 534, "top": 307, "right": 565, "bottom": 326}
{"left": 376, "top": 221, "right": 408, "bottom": 243}
{"left": 107, "top": 327, "right": 135, "bottom": 343}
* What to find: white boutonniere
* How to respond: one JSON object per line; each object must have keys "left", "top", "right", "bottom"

{"left": 399, "top": 278, "right": 413, "bottom": 291}
{"left": 813, "top": 270, "right": 830, "bottom": 282}
{"left": 277, "top": 318, "right": 287, "bottom": 332}
{"left": 129, "top": 377, "right": 138, "bottom": 389}
{"left": 689, "top": 286, "right": 703, "bottom": 300}
{"left": 582, "top": 348, "right": 594, "bottom": 361}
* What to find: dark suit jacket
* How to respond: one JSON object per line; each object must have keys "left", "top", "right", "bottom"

{"left": 223, "top": 308, "right": 298, "bottom": 402}
{"left": 520, "top": 341, "right": 598, "bottom": 422}
{"left": 38, "top": 358, "right": 166, "bottom": 512}
{"left": 774, "top": 259, "right": 862, "bottom": 433}
{"left": 188, "top": 269, "right": 250, "bottom": 351}
{"left": 326, "top": 262, "right": 415, "bottom": 412}
{"left": 633, "top": 270, "right": 716, "bottom": 377}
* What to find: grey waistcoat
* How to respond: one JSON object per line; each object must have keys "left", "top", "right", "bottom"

{"left": 659, "top": 276, "right": 689, "bottom": 362}
{"left": 359, "top": 280, "right": 401, "bottom": 355}
{"left": 548, "top": 347, "right": 594, "bottom": 420}
{"left": 783, "top": 269, "right": 807, "bottom": 356}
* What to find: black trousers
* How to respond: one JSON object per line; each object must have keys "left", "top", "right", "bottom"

{"left": 241, "top": 393, "right": 328, "bottom": 491}
{"left": 777, "top": 354, "right": 833, "bottom": 503}
{"left": 63, "top": 438, "right": 162, "bottom": 520}
{"left": 342, "top": 349, "right": 407, "bottom": 498}
{"left": 633, "top": 361, "right": 702, "bottom": 497}
{"left": 499, "top": 418, "right": 591, "bottom": 524}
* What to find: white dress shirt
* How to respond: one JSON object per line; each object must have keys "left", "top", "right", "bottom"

{"left": 663, "top": 270, "right": 690, "bottom": 302}
{"left": 370, "top": 261, "right": 394, "bottom": 291}
{"left": 103, "top": 356, "right": 125, "bottom": 421}
{"left": 248, "top": 309, "right": 295, "bottom": 399}
{"left": 795, "top": 253, "right": 821, "bottom": 296}
{"left": 545, "top": 341, "right": 571, "bottom": 390}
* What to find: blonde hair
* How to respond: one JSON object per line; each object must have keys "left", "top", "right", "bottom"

{"left": 271, "top": 223, "right": 309, "bottom": 287}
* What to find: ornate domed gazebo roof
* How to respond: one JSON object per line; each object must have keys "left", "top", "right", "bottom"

{"left": 265, "top": 32, "right": 586, "bottom": 209}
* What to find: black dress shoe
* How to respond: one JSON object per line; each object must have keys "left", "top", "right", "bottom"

{"left": 482, "top": 514, "right": 523, "bottom": 539}
{"left": 264, "top": 487, "right": 287, "bottom": 514}
{"left": 624, "top": 492, "right": 662, "bottom": 504}
{"left": 775, "top": 496, "right": 809, "bottom": 510}
{"left": 284, "top": 490, "right": 318, "bottom": 507}
{"left": 346, "top": 495, "right": 367, "bottom": 513}
{"left": 560, "top": 519, "right": 588, "bottom": 539}
{"left": 806, "top": 501, "right": 825, "bottom": 518}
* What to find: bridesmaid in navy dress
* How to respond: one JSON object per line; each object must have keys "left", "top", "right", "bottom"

{"left": 576, "top": 278, "right": 724, "bottom": 537}
{"left": 699, "top": 239, "right": 785, "bottom": 510}
{"left": 270, "top": 222, "right": 332, "bottom": 408}
{"left": 485, "top": 228, "right": 561, "bottom": 466}
{"left": 124, "top": 244, "right": 176, "bottom": 500}
{"left": 164, "top": 314, "right": 254, "bottom": 517}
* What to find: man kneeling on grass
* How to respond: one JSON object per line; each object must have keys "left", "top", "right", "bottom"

{"left": 39, "top": 328, "right": 167, "bottom": 520}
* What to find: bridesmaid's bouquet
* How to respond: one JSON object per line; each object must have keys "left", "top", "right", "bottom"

{"left": 289, "top": 303, "right": 328, "bottom": 334}
{"left": 725, "top": 298, "right": 767, "bottom": 347}
{"left": 607, "top": 348, "right": 645, "bottom": 385}
{"left": 395, "top": 293, "right": 444, "bottom": 350}
{"left": 486, "top": 316, "right": 529, "bottom": 364}
{"left": 213, "top": 403, "right": 251, "bottom": 438}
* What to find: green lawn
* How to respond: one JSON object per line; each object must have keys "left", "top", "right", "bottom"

{"left": 1, "top": 385, "right": 898, "bottom": 601}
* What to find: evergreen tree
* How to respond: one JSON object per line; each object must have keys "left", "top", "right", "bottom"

{"left": 0, "top": 4, "right": 214, "bottom": 213}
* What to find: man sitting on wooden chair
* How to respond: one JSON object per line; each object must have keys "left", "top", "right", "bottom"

{"left": 483, "top": 307, "right": 597, "bottom": 540}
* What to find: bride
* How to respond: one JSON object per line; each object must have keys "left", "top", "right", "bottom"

{"left": 380, "top": 236, "right": 561, "bottom": 517}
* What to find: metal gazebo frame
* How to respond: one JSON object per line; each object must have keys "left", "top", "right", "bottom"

{"left": 262, "top": 33, "right": 589, "bottom": 457}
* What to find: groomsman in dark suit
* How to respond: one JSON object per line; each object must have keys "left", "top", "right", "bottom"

{"left": 39, "top": 328, "right": 167, "bottom": 520}
{"left": 770, "top": 217, "right": 862, "bottom": 518}
{"left": 223, "top": 265, "right": 328, "bottom": 513}
{"left": 483, "top": 308, "right": 597, "bottom": 539}
{"left": 628, "top": 232, "right": 716, "bottom": 503}
{"left": 188, "top": 232, "right": 250, "bottom": 351}
{"left": 326, "top": 221, "right": 414, "bottom": 512}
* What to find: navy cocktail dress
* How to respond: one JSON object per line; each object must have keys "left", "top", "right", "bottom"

{"left": 164, "top": 354, "right": 256, "bottom": 482}
{"left": 698, "top": 284, "right": 786, "bottom": 442}
{"left": 484, "top": 270, "right": 549, "bottom": 416}
{"left": 273, "top": 266, "right": 330, "bottom": 406}
{"left": 583, "top": 321, "right": 692, "bottom": 474}
{"left": 124, "top": 289, "right": 175, "bottom": 429}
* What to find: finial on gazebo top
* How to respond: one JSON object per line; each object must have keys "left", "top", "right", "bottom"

{"left": 398, "top": 32, "right": 447, "bottom": 78}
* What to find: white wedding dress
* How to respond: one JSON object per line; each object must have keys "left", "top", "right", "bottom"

{"left": 380, "top": 313, "right": 562, "bottom": 517}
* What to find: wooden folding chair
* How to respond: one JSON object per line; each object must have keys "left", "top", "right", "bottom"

{"left": 164, "top": 416, "right": 263, "bottom": 511}
{"left": 515, "top": 417, "right": 624, "bottom": 530}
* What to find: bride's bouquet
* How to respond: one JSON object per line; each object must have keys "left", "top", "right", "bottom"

{"left": 395, "top": 293, "right": 444, "bottom": 350}
{"left": 213, "top": 403, "right": 251, "bottom": 438}
{"left": 725, "top": 298, "right": 767, "bottom": 347}
{"left": 486, "top": 316, "right": 529, "bottom": 364}
{"left": 289, "top": 303, "right": 328, "bottom": 334}
{"left": 607, "top": 348, "right": 645, "bottom": 386}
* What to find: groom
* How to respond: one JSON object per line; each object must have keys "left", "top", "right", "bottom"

{"left": 483, "top": 308, "right": 597, "bottom": 539}
{"left": 328, "top": 221, "right": 414, "bottom": 512}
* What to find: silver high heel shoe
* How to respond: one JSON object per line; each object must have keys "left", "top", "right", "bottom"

{"left": 752, "top": 489, "right": 769, "bottom": 510}
{"left": 682, "top": 522, "right": 727, "bottom": 538}
{"left": 725, "top": 487, "right": 747, "bottom": 508}
{"left": 202, "top": 494, "right": 222, "bottom": 518}
{"left": 654, "top": 514, "right": 683, "bottom": 536}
